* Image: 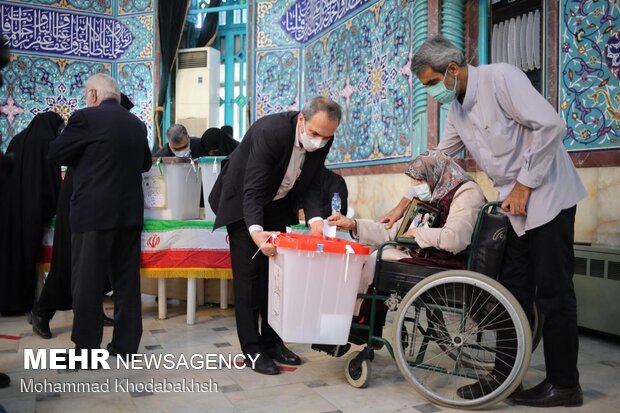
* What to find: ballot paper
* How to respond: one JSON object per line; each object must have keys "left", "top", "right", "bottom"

{"left": 143, "top": 176, "right": 167, "bottom": 209}
{"left": 323, "top": 219, "right": 337, "bottom": 238}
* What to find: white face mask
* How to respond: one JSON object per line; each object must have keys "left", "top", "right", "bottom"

{"left": 412, "top": 183, "right": 432, "bottom": 202}
{"left": 171, "top": 146, "right": 191, "bottom": 158}
{"left": 299, "top": 122, "right": 329, "bottom": 152}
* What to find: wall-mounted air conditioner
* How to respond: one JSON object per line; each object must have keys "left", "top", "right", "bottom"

{"left": 175, "top": 47, "right": 220, "bottom": 137}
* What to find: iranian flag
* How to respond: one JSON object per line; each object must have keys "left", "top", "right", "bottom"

{"left": 140, "top": 220, "right": 231, "bottom": 278}
{"left": 38, "top": 220, "right": 232, "bottom": 279}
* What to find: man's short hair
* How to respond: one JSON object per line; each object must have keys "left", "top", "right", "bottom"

{"left": 86, "top": 73, "right": 121, "bottom": 103}
{"left": 167, "top": 124, "right": 189, "bottom": 146}
{"left": 410, "top": 34, "right": 466, "bottom": 75}
{"left": 301, "top": 96, "right": 342, "bottom": 123}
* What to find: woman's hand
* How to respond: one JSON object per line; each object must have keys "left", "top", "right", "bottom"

{"left": 380, "top": 197, "right": 411, "bottom": 229}
{"left": 327, "top": 213, "right": 356, "bottom": 231}
{"left": 402, "top": 227, "right": 417, "bottom": 239}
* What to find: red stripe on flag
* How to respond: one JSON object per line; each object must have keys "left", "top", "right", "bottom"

{"left": 0, "top": 334, "right": 22, "bottom": 340}
{"left": 39, "top": 246, "right": 53, "bottom": 265}
{"left": 141, "top": 250, "right": 231, "bottom": 269}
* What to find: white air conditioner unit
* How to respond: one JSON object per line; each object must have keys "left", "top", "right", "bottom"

{"left": 175, "top": 47, "right": 220, "bottom": 137}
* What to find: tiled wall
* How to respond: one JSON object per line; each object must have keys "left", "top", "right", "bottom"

{"left": 253, "top": 0, "right": 414, "bottom": 166}
{"left": 0, "top": 0, "right": 156, "bottom": 148}
{"left": 559, "top": 0, "right": 620, "bottom": 152}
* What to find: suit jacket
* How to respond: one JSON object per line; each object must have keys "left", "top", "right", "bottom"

{"left": 209, "top": 111, "right": 332, "bottom": 229}
{"left": 320, "top": 168, "right": 348, "bottom": 218}
{"left": 48, "top": 99, "right": 152, "bottom": 233}
{"left": 153, "top": 137, "right": 207, "bottom": 158}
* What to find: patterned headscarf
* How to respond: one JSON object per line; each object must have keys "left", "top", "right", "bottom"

{"left": 405, "top": 150, "right": 472, "bottom": 203}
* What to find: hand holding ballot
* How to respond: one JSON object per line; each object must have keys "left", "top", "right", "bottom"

{"left": 327, "top": 213, "right": 356, "bottom": 231}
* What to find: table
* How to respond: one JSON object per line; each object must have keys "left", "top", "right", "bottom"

{"left": 38, "top": 219, "right": 232, "bottom": 325}
{"left": 38, "top": 221, "right": 351, "bottom": 325}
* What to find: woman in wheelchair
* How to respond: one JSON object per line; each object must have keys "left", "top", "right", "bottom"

{"left": 313, "top": 150, "right": 485, "bottom": 357}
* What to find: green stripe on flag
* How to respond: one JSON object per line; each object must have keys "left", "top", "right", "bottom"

{"left": 143, "top": 220, "right": 216, "bottom": 231}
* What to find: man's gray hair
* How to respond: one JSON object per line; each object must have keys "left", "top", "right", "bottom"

{"left": 301, "top": 96, "right": 342, "bottom": 123}
{"left": 410, "top": 34, "right": 466, "bottom": 75}
{"left": 167, "top": 124, "right": 188, "bottom": 145}
{"left": 87, "top": 73, "right": 121, "bottom": 103}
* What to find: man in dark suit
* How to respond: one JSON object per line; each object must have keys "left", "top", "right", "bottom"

{"left": 48, "top": 73, "right": 151, "bottom": 359}
{"left": 154, "top": 123, "right": 206, "bottom": 158}
{"left": 209, "top": 96, "right": 342, "bottom": 375}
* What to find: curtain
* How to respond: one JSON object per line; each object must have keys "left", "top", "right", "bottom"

{"left": 196, "top": 0, "right": 222, "bottom": 47}
{"left": 155, "top": 0, "right": 191, "bottom": 150}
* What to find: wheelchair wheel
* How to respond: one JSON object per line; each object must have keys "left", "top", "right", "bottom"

{"left": 392, "top": 270, "right": 532, "bottom": 410}
{"left": 430, "top": 307, "right": 496, "bottom": 371}
{"left": 433, "top": 300, "right": 543, "bottom": 371}
{"left": 344, "top": 351, "right": 371, "bottom": 388}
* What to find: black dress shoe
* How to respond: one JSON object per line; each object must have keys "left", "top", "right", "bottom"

{"left": 106, "top": 343, "right": 130, "bottom": 361}
{"left": 265, "top": 342, "right": 301, "bottom": 366}
{"left": 103, "top": 314, "right": 114, "bottom": 327}
{"left": 311, "top": 343, "right": 351, "bottom": 358}
{"left": 245, "top": 353, "right": 280, "bottom": 375}
{"left": 457, "top": 371, "right": 521, "bottom": 399}
{"left": 510, "top": 380, "right": 583, "bottom": 407}
{"left": 29, "top": 312, "right": 52, "bottom": 339}
{"left": 0, "top": 372, "right": 10, "bottom": 388}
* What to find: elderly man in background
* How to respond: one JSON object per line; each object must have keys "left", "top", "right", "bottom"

{"left": 48, "top": 73, "right": 151, "bottom": 362}
{"left": 154, "top": 123, "right": 206, "bottom": 158}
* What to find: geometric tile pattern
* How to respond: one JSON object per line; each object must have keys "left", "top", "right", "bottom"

{"left": 559, "top": 0, "right": 620, "bottom": 151}
{"left": 256, "top": 0, "right": 298, "bottom": 49}
{"left": 253, "top": 0, "right": 413, "bottom": 166}
{"left": 0, "top": 0, "right": 156, "bottom": 147}
{"left": 118, "top": 0, "right": 153, "bottom": 15}
{"left": 0, "top": 55, "right": 110, "bottom": 149}
{"left": 303, "top": 0, "right": 413, "bottom": 164}
{"left": 9, "top": 0, "right": 113, "bottom": 14}
{"left": 255, "top": 49, "right": 300, "bottom": 119}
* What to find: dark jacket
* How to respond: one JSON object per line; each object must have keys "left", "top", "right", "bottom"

{"left": 153, "top": 137, "right": 207, "bottom": 158}
{"left": 320, "top": 168, "right": 348, "bottom": 218}
{"left": 48, "top": 99, "right": 151, "bottom": 233}
{"left": 209, "top": 111, "right": 332, "bottom": 229}
{"left": 0, "top": 112, "right": 64, "bottom": 313}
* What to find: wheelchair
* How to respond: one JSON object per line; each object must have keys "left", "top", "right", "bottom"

{"left": 342, "top": 202, "right": 543, "bottom": 410}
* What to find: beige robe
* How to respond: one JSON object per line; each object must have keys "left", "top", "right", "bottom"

{"left": 352, "top": 181, "right": 485, "bottom": 314}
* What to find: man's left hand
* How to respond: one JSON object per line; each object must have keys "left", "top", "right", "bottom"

{"left": 501, "top": 181, "right": 531, "bottom": 216}
{"left": 309, "top": 220, "right": 324, "bottom": 236}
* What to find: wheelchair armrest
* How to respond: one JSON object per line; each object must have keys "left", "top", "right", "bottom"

{"left": 376, "top": 240, "right": 420, "bottom": 261}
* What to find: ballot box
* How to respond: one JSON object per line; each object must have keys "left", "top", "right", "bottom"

{"left": 268, "top": 233, "right": 370, "bottom": 345}
{"left": 196, "top": 156, "right": 225, "bottom": 222}
{"left": 143, "top": 157, "right": 202, "bottom": 220}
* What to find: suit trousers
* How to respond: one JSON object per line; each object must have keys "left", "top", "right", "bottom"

{"left": 498, "top": 206, "right": 579, "bottom": 387}
{"left": 226, "top": 198, "right": 293, "bottom": 355}
{"left": 71, "top": 226, "right": 143, "bottom": 354}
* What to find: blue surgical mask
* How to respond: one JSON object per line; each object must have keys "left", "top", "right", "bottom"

{"left": 427, "top": 67, "right": 458, "bottom": 105}
{"left": 413, "top": 183, "right": 432, "bottom": 202}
